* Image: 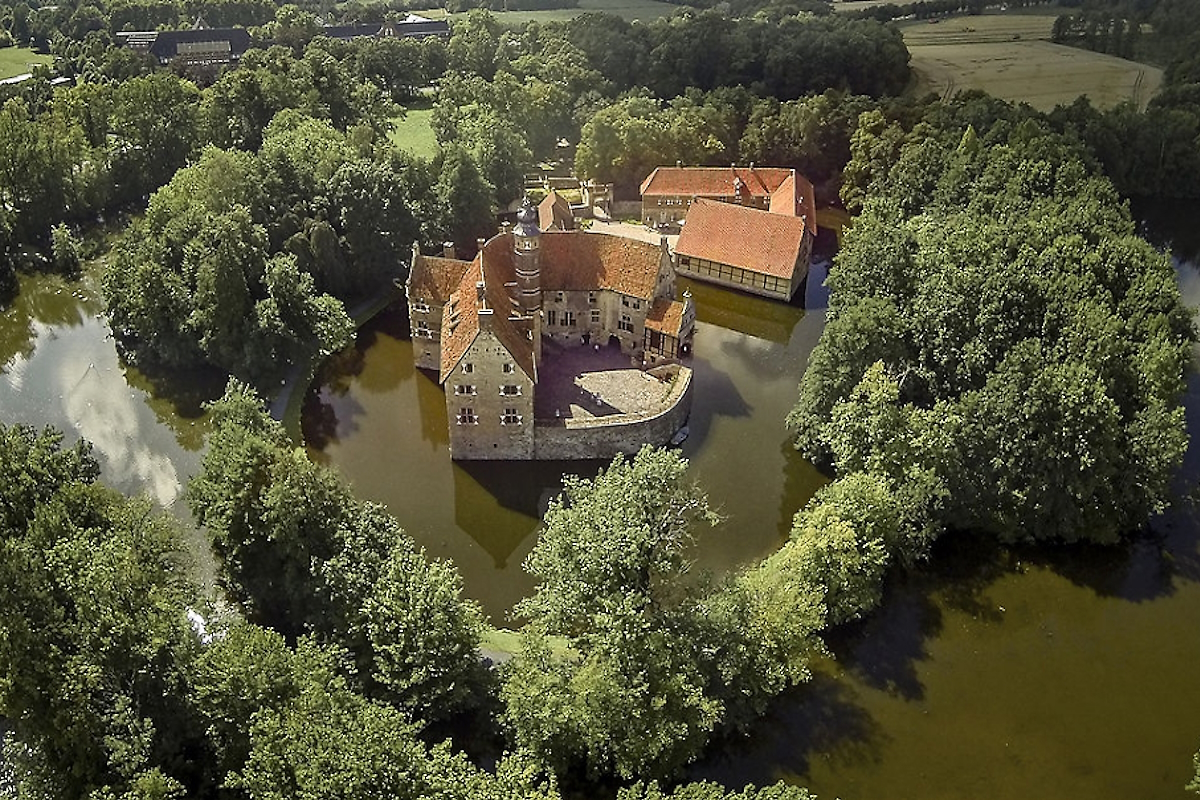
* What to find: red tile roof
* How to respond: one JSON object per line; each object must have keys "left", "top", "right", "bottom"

{"left": 408, "top": 255, "right": 470, "bottom": 304}
{"left": 675, "top": 199, "right": 809, "bottom": 280}
{"left": 538, "top": 191, "right": 574, "bottom": 231}
{"left": 645, "top": 297, "right": 686, "bottom": 338}
{"left": 640, "top": 166, "right": 793, "bottom": 199}
{"left": 438, "top": 231, "right": 668, "bottom": 383}
{"left": 539, "top": 232, "right": 662, "bottom": 299}
{"left": 439, "top": 248, "right": 537, "bottom": 383}
{"left": 768, "top": 173, "right": 818, "bottom": 236}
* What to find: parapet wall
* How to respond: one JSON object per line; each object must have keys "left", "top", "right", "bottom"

{"left": 534, "top": 366, "right": 693, "bottom": 460}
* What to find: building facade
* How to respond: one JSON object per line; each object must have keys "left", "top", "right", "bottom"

{"left": 639, "top": 164, "right": 795, "bottom": 226}
{"left": 406, "top": 200, "right": 695, "bottom": 460}
{"left": 641, "top": 165, "right": 818, "bottom": 301}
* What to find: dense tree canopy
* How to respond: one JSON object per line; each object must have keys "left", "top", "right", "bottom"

{"left": 0, "top": 424, "right": 210, "bottom": 800}
{"left": 789, "top": 102, "right": 1194, "bottom": 547}
{"left": 188, "top": 382, "right": 488, "bottom": 720}
{"left": 503, "top": 448, "right": 825, "bottom": 781}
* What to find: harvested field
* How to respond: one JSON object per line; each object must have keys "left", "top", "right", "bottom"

{"left": 901, "top": 13, "right": 1163, "bottom": 110}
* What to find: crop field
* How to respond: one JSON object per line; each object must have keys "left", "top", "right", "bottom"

{"left": 0, "top": 47, "right": 52, "bottom": 81}
{"left": 900, "top": 13, "right": 1163, "bottom": 111}
{"left": 426, "top": 0, "right": 683, "bottom": 24}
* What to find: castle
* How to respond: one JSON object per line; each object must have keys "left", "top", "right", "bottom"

{"left": 406, "top": 200, "right": 695, "bottom": 460}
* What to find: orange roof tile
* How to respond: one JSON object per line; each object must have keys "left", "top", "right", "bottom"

{"left": 408, "top": 255, "right": 471, "bottom": 304}
{"left": 676, "top": 199, "right": 810, "bottom": 280}
{"left": 540, "top": 232, "right": 661, "bottom": 299}
{"left": 767, "top": 172, "right": 818, "bottom": 237}
{"left": 538, "top": 191, "right": 574, "bottom": 231}
{"left": 645, "top": 297, "right": 686, "bottom": 338}
{"left": 439, "top": 238, "right": 537, "bottom": 383}
{"left": 640, "top": 166, "right": 793, "bottom": 199}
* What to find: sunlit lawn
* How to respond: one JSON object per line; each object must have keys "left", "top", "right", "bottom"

{"left": 388, "top": 105, "right": 439, "bottom": 160}
{"left": 0, "top": 46, "right": 52, "bottom": 80}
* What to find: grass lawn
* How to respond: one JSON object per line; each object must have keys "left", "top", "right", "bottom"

{"left": 425, "top": 0, "right": 683, "bottom": 25}
{"left": 388, "top": 104, "right": 439, "bottom": 160}
{"left": 900, "top": 12, "right": 1163, "bottom": 111}
{"left": 0, "top": 47, "right": 52, "bottom": 81}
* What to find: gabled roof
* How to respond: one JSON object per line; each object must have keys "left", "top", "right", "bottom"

{"left": 768, "top": 172, "right": 818, "bottom": 237}
{"left": 675, "top": 199, "right": 809, "bottom": 280}
{"left": 149, "top": 27, "right": 251, "bottom": 58}
{"left": 439, "top": 239, "right": 535, "bottom": 383}
{"left": 640, "top": 166, "right": 793, "bottom": 199}
{"left": 645, "top": 297, "right": 687, "bottom": 338}
{"left": 539, "top": 232, "right": 662, "bottom": 299}
{"left": 408, "top": 254, "right": 470, "bottom": 304}
{"left": 538, "top": 191, "right": 574, "bottom": 231}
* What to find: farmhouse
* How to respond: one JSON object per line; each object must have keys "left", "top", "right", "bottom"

{"left": 321, "top": 15, "right": 450, "bottom": 40}
{"left": 641, "top": 165, "right": 817, "bottom": 301}
{"left": 118, "top": 26, "right": 251, "bottom": 66}
{"left": 406, "top": 200, "right": 695, "bottom": 460}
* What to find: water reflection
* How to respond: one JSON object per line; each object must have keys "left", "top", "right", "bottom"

{"left": 307, "top": 268, "right": 832, "bottom": 622}
{"left": 0, "top": 263, "right": 219, "bottom": 586}
{"left": 688, "top": 214, "right": 1200, "bottom": 800}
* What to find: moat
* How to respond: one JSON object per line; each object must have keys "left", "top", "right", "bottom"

{"left": 1, "top": 207, "right": 1199, "bottom": 797}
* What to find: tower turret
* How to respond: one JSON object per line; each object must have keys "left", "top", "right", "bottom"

{"left": 513, "top": 196, "right": 541, "bottom": 314}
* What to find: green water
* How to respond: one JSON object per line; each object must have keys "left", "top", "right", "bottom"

{"left": 2, "top": 232, "right": 1199, "bottom": 798}
{"left": 301, "top": 274, "right": 832, "bottom": 623}
{"left": 0, "top": 261, "right": 221, "bottom": 586}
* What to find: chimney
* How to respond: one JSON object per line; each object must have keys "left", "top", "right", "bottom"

{"left": 442, "top": 241, "right": 455, "bottom": 258}
{"left": 476, "top": 238, "right": 486, "bottom": 252}
{"left": 749, "top": 161, "right": 755, "bottom": 171}
{"left": 676, "top": 160, "right": 682, "bottom": 168}
{"left": 476, "top": 281, "right": 486, "bottom": 305}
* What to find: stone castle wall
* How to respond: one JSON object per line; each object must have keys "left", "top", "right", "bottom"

{"left": 533, "top": 366, "right": 692, "bottom": 460}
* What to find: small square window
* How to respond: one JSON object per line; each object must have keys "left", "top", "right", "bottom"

{"left": 413, "top": 300, "right": 430, "bottom": 314}
{"left": 503, "top": 363, "right": 515, "bottom": 374}
{"left": 462, "top": 363, "right": 473, "bottom": 374}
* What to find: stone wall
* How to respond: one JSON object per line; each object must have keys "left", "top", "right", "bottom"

{"left": 447, "top": 327, "right": 536, "bottom": 460}
{"left": 534, "top": 366, "right": 692, "bottom": 460}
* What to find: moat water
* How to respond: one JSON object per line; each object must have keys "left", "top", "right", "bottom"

{"left": 1, "top": 211, "right": 1199, "bottom": 798}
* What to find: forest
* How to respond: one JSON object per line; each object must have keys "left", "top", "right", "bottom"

{"left": 1, "top": 0, "right": 1200, "bottom": 797}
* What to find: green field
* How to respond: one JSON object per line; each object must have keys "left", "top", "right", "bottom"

{"left": 900, "top": 12, "right": 1163, "bottom": 111}
{"left": 388, "top": 105, "right": 439, "bottom": 160}
{"left": 425, "top": 0, "right": 683, "bottom": 25}
{"left": 0, "top": 47, "right": 52, "bottom": 81}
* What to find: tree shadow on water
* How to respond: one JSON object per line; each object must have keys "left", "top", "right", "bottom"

{"left": 687, "top": 672, "right": 884, "bottom": 787}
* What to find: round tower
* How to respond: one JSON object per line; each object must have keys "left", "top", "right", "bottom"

{"left": 513, "top": 196, "right": 541, "bottom": 314}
